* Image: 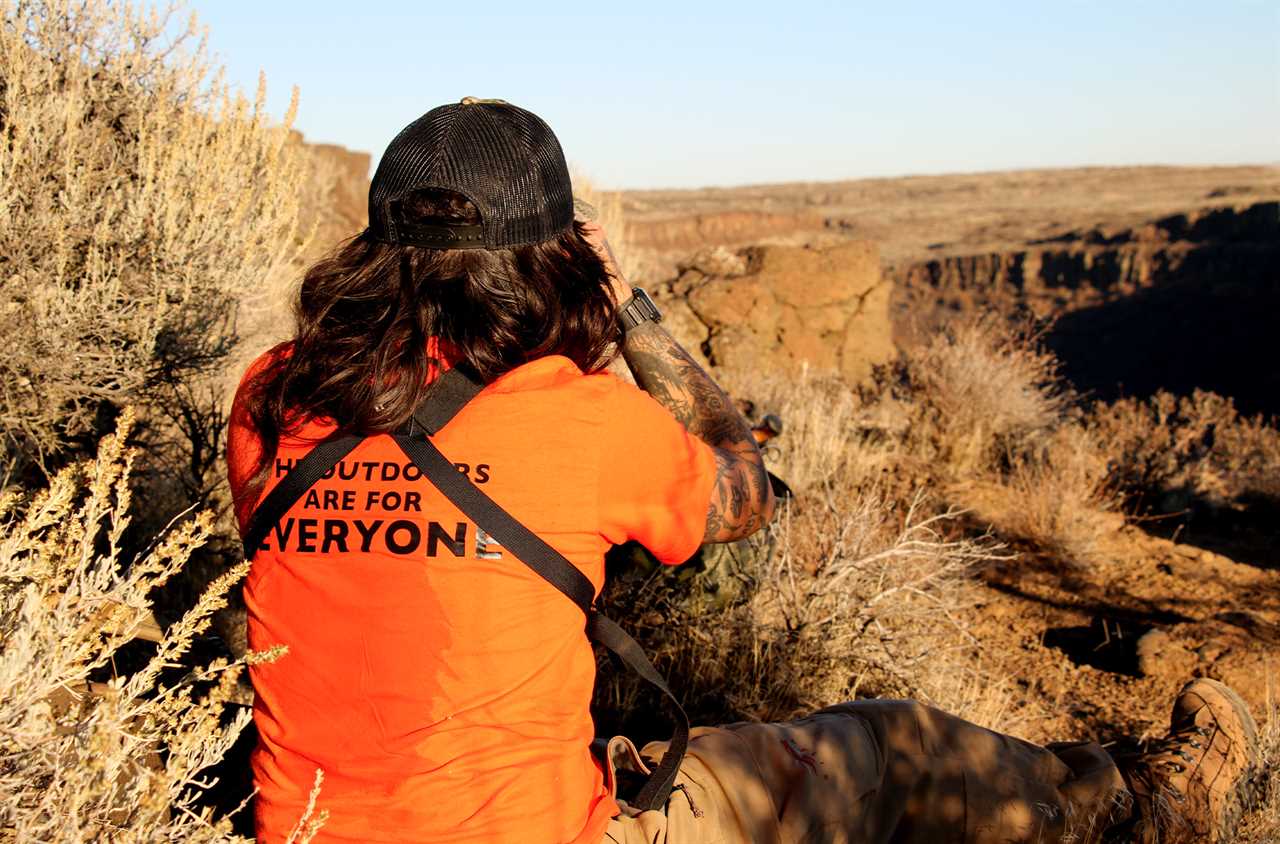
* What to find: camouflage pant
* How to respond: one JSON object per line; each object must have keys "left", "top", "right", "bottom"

{"left": 604, "top": 699, "right": 1131, "bottom": 844}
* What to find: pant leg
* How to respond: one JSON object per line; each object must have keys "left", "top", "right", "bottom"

{"left": 603, "top": 728, "right": 783, "bottom": 844}
{"left": 605, "top": 699, "right": 1132, "bottom": 844}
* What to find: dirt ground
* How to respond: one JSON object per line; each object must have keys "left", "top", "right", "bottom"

{"left": 968, "top": 520, "right": 1278, "bottom": 748}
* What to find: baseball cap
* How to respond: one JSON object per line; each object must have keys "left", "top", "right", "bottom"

{"left": 367, "top": 97, "right": 582, "bottom": 250}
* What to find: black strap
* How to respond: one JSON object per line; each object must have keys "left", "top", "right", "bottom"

{"left": 585, "top": 613, "right": 689, "bottom": 810}
{"left": 241, "top": 434, "right": 363, "bottom": 560}
{"left": 243, "top": 365, "right": 690, "bottom": 812}
{"left": 401, "top": 362, "right": 484, "bottom": 436}
{"left": 241, "top": 366, "right": 480, "bottom": 560}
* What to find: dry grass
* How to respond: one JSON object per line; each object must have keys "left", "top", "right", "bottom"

{"left": 570, "top": 171, "right": 635, "bottom": 277}
{"left": 597, "top": 494, "right": 1012, "bottom": 730}
{"left": 1238, "top": 693, "right": 1279, "bottom": 844}
{"left": 897, "top": 315, "right": 1067, "bottom": 476}
{"left": 0, "top": 411, "right": 317, "bottom": 842}
{"left": 958, "top": 424, "right": 1122, "bottom": 567}
{"left": 835, "top": 314, "right": 1126, "bottom": 565}
{"left": 571, "top": 169, "right": 679, "bottom": 286}
{"left": 0, "top": 0, "right": 310, "bottom": 487}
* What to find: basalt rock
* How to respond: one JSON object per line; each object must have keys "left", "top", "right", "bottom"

{"left": 651, "top": 241, "right": 893, "bottom": 384}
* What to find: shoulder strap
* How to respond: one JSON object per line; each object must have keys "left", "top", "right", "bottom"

{"left": 392, "top": 428, "right": 690, "bottom": 812}
{"left": 241, "top": 434, "right": 363, "bottom": 560}
{"left": 403, "top": 362, "right": 484, "bottom": 436}
{"left": 242, "top": 366, "right": 482, "bottom": 561}
{"left": 584, "top": 613, "right": 690, "bottom": 810}
{"left": 242, "top": 364, "right": 690, "bottom": 811}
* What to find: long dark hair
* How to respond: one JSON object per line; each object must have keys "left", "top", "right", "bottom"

{"left": 240, "top": 188, "right": 620, "bottom": 495}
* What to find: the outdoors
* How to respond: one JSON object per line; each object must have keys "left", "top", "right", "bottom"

{"left": 1, "top": 1, "right": 1277, "bottom": 842}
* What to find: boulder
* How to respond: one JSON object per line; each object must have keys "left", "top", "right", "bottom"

{"left": 654, "top": 241, "right": 893, "bottom": 384}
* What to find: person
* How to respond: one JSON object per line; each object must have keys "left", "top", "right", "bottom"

{"left": 226, "top": 97, "right": 1262, "bottom": 844}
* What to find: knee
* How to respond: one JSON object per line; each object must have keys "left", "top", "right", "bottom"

{"left": 814, "top": 698, "right": 939, "bottom": 732}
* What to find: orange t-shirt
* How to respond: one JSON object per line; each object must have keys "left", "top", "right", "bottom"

{"left": 226, "top": 350, "right": 718, "bottom": 844}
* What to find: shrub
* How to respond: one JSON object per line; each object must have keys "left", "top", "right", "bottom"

{"left": 958, "top": 424, "right": 1122, "bottom": 566}
{"left": 893, "top": 315, "right": 1067, "bottom": 476}
{"left": 852, "top": 314, "right": 1122, "bottom": 563}
{"left": 1238, "top": 694, "right": 1279, "bottom": 844}
{"left": 0, "top": 411, "right": 320, "bottom": 841}
{"left": 0, "top": 0, "right": 308, "bottom": 490}
{"left": 1087, "top": 389, "right": 1280, "bottom": 518}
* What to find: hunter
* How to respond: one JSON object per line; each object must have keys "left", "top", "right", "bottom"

{"left": 227, "top": 97, "right": 1261, "bottom": 844}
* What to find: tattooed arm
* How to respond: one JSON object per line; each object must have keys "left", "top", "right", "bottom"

{"left": 579, "top": 218, "right": 775, "bottom": 542}
{"left": 620, "top": 320, "right": 776, "bottom": 542}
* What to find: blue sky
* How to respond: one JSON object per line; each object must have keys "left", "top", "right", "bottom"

{"left": 184, "top": 1, "right": 1278, "bottom": 190}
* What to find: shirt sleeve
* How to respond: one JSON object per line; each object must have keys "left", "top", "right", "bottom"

{"left": 596, "top": 376, "right": 719, "bottom": 565}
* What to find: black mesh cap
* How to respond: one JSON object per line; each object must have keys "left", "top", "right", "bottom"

{"left": 367, "top": 97, "right": 575, "bottom": 250}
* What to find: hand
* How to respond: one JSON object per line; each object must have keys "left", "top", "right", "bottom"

{"left": 579, "top": 220, "right": 632, "bottom": 306}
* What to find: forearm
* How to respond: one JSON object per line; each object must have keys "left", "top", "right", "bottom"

{"left": 582, "top": 216, "right": 773, "bottom": 539}
{"left": 620, "top": 321, "right": 775, "bottom": 540}
{"left": 620, "top": 321, "right": 755, "bottom": 457}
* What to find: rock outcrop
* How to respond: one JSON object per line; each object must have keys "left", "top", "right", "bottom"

{"left": 651, "top": 241, "right": 893, "bottom": 384}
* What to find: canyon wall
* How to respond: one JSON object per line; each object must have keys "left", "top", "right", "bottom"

{"left": 889, "top": 201, "right": 1280, "bottom": 415}
{"left": 889, "top": 202, "right": 1277, "bottom": 322}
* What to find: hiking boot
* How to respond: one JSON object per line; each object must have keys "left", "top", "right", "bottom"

{"left": 1117, "top": 678, "right": 1262, "bottom": 843}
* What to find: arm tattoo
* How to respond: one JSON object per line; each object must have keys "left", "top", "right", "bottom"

{"left": 621, "top": 322, "right": 775, "bottom": 542}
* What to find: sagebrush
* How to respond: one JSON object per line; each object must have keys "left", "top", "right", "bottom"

{"left": 1087, "top": 388, "right": 1280, "bottom": 519}
{"left": 0, "top": 0, "right": 309, "bottom": 494}
{"left": 0, "top": 411, "right": 323, "bottom": 842}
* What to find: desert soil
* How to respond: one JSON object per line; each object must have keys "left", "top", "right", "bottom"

{"left": 967, "top": 522, "right": 1278, "bottom": 748}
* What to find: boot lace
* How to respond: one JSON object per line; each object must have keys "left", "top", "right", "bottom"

{"left": 1117, "top": 724, "right": 1214, "bottom": 806}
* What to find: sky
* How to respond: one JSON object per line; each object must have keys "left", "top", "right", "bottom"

{"left": 182, "top": 1, "right": 1278, "bottom": 190}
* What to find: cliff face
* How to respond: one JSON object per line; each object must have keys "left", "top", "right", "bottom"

{"left": 890, "top": 202, "right": 1280, "bottom": 415}
{"left": 890, "top": 202, "right": 1277, "bottom": 323}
